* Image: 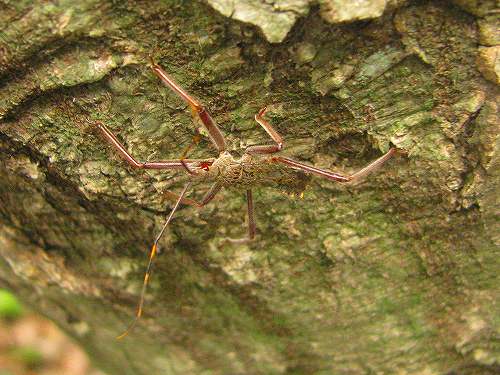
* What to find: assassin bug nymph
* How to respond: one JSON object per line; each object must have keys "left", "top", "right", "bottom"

{"left": 95, "top": 63, "right": 399, "bottom": 338}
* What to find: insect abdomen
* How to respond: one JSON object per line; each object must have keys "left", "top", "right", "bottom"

{"left": 221, "top": 162, "right": 310, "bottom": 193}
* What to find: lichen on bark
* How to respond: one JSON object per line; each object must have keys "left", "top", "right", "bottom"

{"left": 0, "top": 1, "right": 498, "bottom": 374}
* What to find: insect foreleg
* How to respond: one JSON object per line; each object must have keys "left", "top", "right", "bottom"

{"left": 163, "top": 181, "right": 223, "bottom": 208}
{"left": 150, "top": 63, "right": 226, "bottom": 152}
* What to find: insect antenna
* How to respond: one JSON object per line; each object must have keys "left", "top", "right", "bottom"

{"left": 117, "top": 181, "right": 192, "bottom": 339}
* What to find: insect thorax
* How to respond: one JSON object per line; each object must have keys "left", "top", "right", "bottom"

{"left": 200, "top": 152, "right": 311, "bottom": 194}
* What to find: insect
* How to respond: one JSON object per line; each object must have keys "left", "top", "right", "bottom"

{"left": 95, "top": 63, "right": 398, "bottom": 338}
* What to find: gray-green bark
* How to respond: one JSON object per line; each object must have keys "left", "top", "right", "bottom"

{"left": 0, "top": 1, "right": 498, "bottom": 374}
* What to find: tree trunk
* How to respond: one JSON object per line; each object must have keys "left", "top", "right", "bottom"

{"left": 0, "top": 1, "right": 498, "bottom": 374}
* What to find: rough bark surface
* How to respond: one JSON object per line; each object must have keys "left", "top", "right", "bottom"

{"left": 0, "top": 1, "right": 498, "bottom": 374}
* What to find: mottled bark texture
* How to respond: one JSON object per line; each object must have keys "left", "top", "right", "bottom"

{"left": 0, "top": 1, "right": 498, "bottom": 374}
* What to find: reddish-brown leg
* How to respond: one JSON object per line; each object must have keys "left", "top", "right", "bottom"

{"left": 163, "top": 181, "right": 223, "bottom": 208}
{"left": 226, "top": 190, "right": 257, "bottom": 244}
{"left": 245, "top": 107, "right": 284, "bottom": 155}
{"left": 245, "top": 190, "right": 257, "bottom": 239}
{"left": 179, "top": 131, "right": 204, "bottom": 175}
{"left": 151, "top": 63, "right": 227, "bottom": 152}
{"left": 180, "top": 159, "right": 198, "bottom": 175}
{"left": 96, "top": 122, "right": 214, "bottom": 171}
{"left": 275, "top": 148, "right": 398, "bottom": 183}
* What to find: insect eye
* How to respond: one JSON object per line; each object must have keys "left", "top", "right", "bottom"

{"left": 199, "top": 161, "right": 211, "bottom": 171}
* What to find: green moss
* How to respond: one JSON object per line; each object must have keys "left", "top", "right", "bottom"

{"left": 0, "top": 289, "right": 23, "bottom": 320}
{"left": 10, "top": 347, "right": 45, "bottom": 369}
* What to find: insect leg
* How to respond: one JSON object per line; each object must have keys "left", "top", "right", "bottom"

{"left": 179, "top": 130, "right": 204, "bottom": 175}
{"left": 151, "top": 63, "right": 227, "bottom": 152}
{"left": 345, "top": 148, "right": 398, "bottom": 183}
{"left": 225, "top": 190, "right": 257, "bottom": 244}
{"left": 246, "top": 190, "right": 257, "bottom": 240}
{"left": 117, "top": 181, "right": 192, "bottom": 340}
{"left": 275, "top": 148, "right": 398, "bottom": 183}
{"left": 245, "top": 107, "right": 284, "bottom": 155}
{"left": 95, "top": 122, "right": 214, "bottom": 170}
{"left": 163, "top": 181, "right": 223, "bottom": 208}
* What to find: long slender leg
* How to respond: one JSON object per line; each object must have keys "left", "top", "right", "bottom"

{"left": 151, "top": 63, "right": 226, "bottom": 152}
{"left": 245, "top": 107, "right": 284, "bottom": 155}
{"left": 179, "top": 131, "right": 203, "bottom": 175}
{"left": 226, "top": 190, "right": 257, "bottom": 244}
{"left": 96, "top": 122, "right": 214, "bottom": 170}
{"left": 163, "top": 181, "right": 223, "bottom": 208}
{"left": 246, "top": 190, "right": 257, "bottom": 240}
{"left": 347, "top": 148, "right": 398, "bottom": 182}
{"left": 117, "top": 181, "right": 192, "bottom": 339}
{"left": 275, "top": 148, "right": 398, "bottom": 183}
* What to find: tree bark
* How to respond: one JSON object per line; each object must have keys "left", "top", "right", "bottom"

{"left": 0, "top": 1, "right": 498, "bottom": 374}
